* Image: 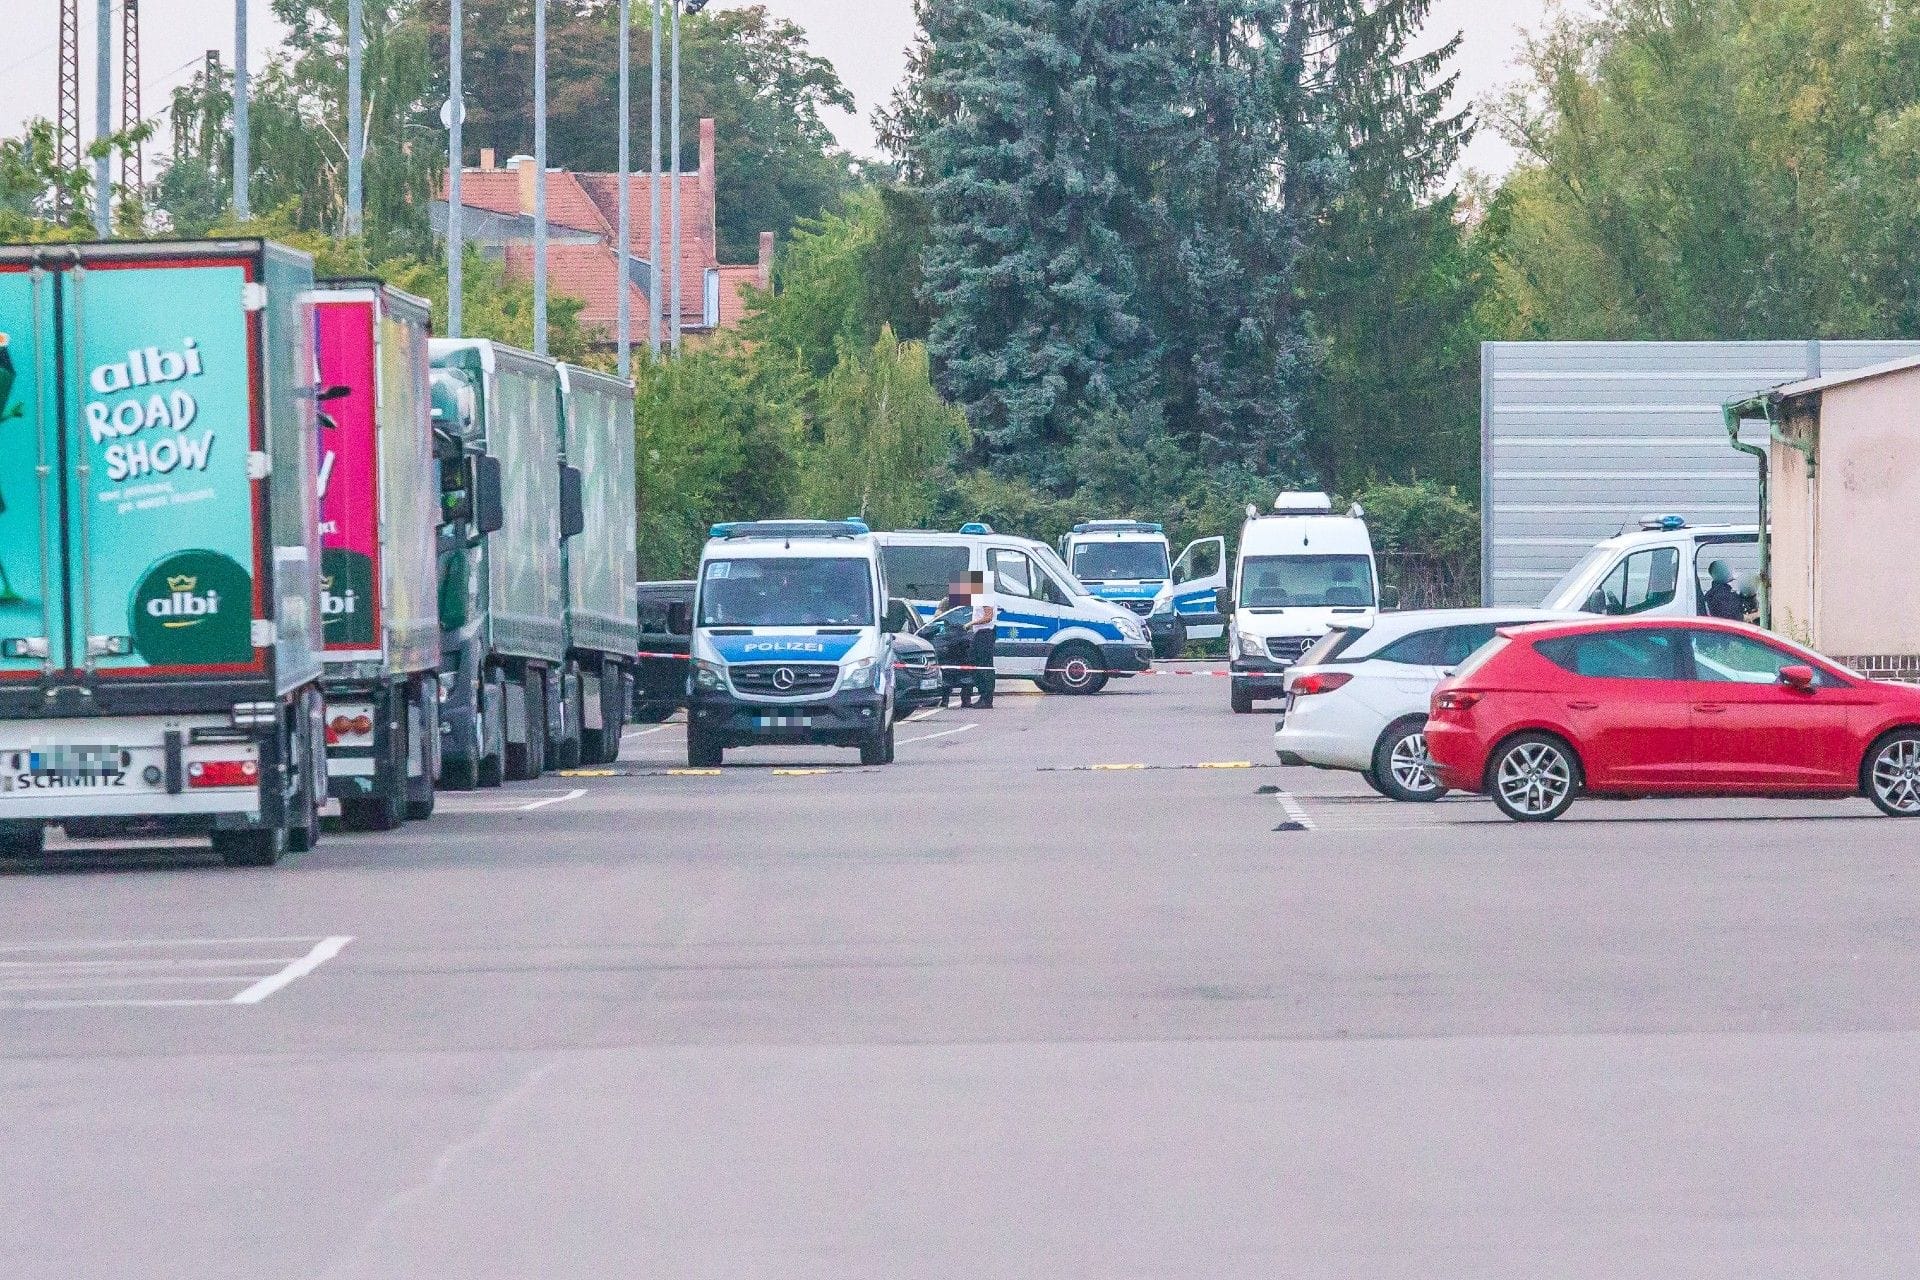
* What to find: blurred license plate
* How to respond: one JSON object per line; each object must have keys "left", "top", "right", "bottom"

{"left": 3, "top": 745, "right": 130, "bottom": 790}
{"left": 755, "top": 714, "right": 813, "bottom": 729}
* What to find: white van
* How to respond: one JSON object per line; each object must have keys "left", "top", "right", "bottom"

{"left": 1541, "top": 517, "right": 1760, "bottom": 620}
{"left": 1059, "top": 520, "right": 1227, "bottom": 656}
{"left": 686, "top": 520, "right": 899, "bottom": 766}
{"left": 876, "top": 526, "right": 1154, "bottom": 694}
{"left": 1223, "top": 493, "right": 1381, "bottom": 713}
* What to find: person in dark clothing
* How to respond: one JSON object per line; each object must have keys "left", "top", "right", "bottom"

{"left": 1702, "top": 560, "right": 1746, "bottom": 620}
{"left": 942, "top": 572, "right": 996, "bottom": 708}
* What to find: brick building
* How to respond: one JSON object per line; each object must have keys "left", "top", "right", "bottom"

{"left": 431, "top": 117, "right": 772, "bottom": 345}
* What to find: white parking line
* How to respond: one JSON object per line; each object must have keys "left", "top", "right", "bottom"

{"left": 231, "top": 935, "right": 354, "bottom": 1005}
{"left": 518, "top": 787, "right": 587, "bottom": 812}
{"left": 904, "top": 706, "right": 945, "bottom": 723}
{"left": 624, "top": 723, "right": 673, "bottom": 737}
{"left": 1276, "top": 791, "right": 1316, "bottom": 831}
{"left": 898, "top": 723, "right": 978, "bottom": 746}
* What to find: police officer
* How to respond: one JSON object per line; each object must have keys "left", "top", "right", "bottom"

{"left": 1703, "top": 560, "right": 1745, "bottom": 620}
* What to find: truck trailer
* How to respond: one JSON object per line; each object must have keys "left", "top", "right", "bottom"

{"left": 0, "top": 239, "right": 328, "bottom": 865}
{"left": 313, "top": 282, "right": 443, "bottom": 829}
{"left": 429, "top": 338, "right": 567, "bottom": 784}
{"left": 557, "top": 364, "right": 637, "bottom": 765}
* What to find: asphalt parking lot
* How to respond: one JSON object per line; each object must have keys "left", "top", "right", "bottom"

{"left": 5, "top": 665, "right": 1920, "bottom": 1278}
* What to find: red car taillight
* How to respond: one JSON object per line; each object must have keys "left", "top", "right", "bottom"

{"left": 1434, "top": 690, "right": 1482, "bottom": 712}
{"left": 1290, "top": 671, "right": 1352, "bottom": 695}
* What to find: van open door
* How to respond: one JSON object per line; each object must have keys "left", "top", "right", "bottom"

{"left": 1161, "top": 536, "right": 1226, "bottom": 640}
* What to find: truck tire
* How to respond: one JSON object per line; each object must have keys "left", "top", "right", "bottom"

{"left": 479, "top": 670, "right": 506, "bottom": 788}
{"left": 0, "top": 821, "right": 46, "bottom": 858}
{"left": 508, "top": 671, "right": 546, "bottom": 781}
{"left": 554, "top": 664, "right": 584, "bottom": 770}
{"left": 1154, "top": 619, "right": 1187, "bottom": 660}
{"left": 214, "top": 825, "right": 286, "bottom": 867}
{"left": 686, "top": 720, "right": 724, "bottom": 768}
{"left": 406, "top": 684, "right": 438, "bottom": 820}
{"left": 1230, "top": 682, "right": 1255, "bottom": 714}
{"left": 341, "top": 700, "right": 407, "bottom": 831}
{"left": 286, "top": 692, "right": 323, "bottom": 853}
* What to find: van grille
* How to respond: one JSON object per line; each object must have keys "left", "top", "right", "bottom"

{"left": 729, "top": 662, "right": 839, "bottom": 695}
{"left": 1119, "top": 599, "right": 1154, "bottom": 616}
{"left": 1265, "top": 636, "right": 1315, "bottom": 664}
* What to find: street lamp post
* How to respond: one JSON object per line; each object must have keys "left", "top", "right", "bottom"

{"left": 648, "top": 0, "right": 662, "bottom": 356}
{"left": 616, "top": 0, "right": 631, "bottom": 378}
{"left": 93, "top": 0, "right": 111, "bottom": 236}
{"left": 346, "top": 0, "right": 362, "bottom": 237}
{"left": 447, "top": 0, "right": 463, "bottom": 337}
{"left": 667, "top": 0, "right": 709, "bottom": 353}
{"left": 533, "top": 0, "right": 548, "bottom": 357}
{"left": 234, "top": 0, "right": 249, "bottom": 220}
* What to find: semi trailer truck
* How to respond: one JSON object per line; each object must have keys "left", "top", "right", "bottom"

{"left": 312, "top": 281, "right": 443, "bottom": 830}
{"left": 429, "top": 338, "right": 569, "bottom": 784}
{"left": 0, "top": 239, "right": 329, "bottom": 865}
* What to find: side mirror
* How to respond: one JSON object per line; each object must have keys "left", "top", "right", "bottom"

{"left": 666, "top": 601, "right": 694, "bottom": 636}
{"left": 1779, "top": 664, "right": 1816, "bottom": 692}
{"left": 316, "top": 384, "right": 352, "bottom": 403}
{"left": 1381, "top": 584, "right": 1402, "bottom": 610}
{"left": 1215, "top": 586, "right": 1234, "bottom": 618}
{"left": 474, "top": 454, "right": 506, "bottom": 535}
{"left": 559, "top": 464, "right": 586, "bottom": 540}
{"left": 432, "top": 429, "right": 464, "bottom": 463}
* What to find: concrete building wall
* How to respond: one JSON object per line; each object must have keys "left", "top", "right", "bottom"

{"left": 1779, "top": 369, "right": 1920, "bottom": 664}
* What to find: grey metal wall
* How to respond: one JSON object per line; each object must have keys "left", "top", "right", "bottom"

{"left": 1480, "top": 341, "right": 1920, "bottom": 606}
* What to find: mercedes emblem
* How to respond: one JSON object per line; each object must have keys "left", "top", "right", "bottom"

{"left": 772, "top": 666, "right": 796, "bottom": 690}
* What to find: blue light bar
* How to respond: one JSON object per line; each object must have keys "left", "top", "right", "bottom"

{"left": 1071, "top": 520, "right": 1163, "bottom": 534}
{"left": 709, "top": 519, "right": 870, "bottom": 540}
{"left": 959, "top": 522, "right": 994, "bottom": 535}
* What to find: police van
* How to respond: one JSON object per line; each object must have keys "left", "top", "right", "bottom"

{"left": 1222, "top": 493, "right": 1383, "bottom": 714}
{"left": 1060, "top": 520, "right": 1227, "bottom": 657}
{"left": 687, "top": 520, "right": 899, "bottom": 767}
{"left": 876, "top": 525, "right": 1154, "bottom": 694}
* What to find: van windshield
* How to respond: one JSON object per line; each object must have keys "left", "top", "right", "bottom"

{"left": 698, "top": 557, "right": 875, "bottom": 627}
{"left": 1030, "top": 545, "right": 1093, "bottom": 598}
{"left": 1072, "top": 542, "right": 1170, "bottom": 582}
{"left": 1238, "top": 555, "right": 1374, "bottom": 609}
{"left": 881, "top": 544, "right": 971, "bottom": 602}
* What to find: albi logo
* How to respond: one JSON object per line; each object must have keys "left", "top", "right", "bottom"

{"left": 146, "top": 574, "right": 221, "bottom": 628}
{"left": 321, "top": 574, "right": 359, "bottom": 618}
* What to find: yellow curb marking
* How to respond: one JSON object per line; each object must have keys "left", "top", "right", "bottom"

{"left": 558, "top": 769, "right": 619, "bottom": 777}
{"left": 666, "top": 768, "right": 723, "bottom": 777}
{"left": 1195, "top": 761, "right": 1253, "bottom": 770}
{"left": 772, "top": 768, "right": 831, "bottom": 777}
{"left": 1089, "top": 763, "right": 1147, "bottom": 771}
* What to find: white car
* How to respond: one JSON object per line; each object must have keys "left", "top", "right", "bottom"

{"left": 1272, "top": 608, "right": 1582, "bottom": 801}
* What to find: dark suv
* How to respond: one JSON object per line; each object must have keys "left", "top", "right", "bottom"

{"left": 634, "top": 580, "right": 694, "bottom": 722}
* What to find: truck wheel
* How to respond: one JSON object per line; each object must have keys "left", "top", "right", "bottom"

{"left": 555, "top": 665, "right": 584, "bottom": 770}
{"left": 479, "top": 670, "right": 506, "bottom": 788}
{"left": 214, "top": 825, "right": 286, "bottom": 868}
{"left": 1047, "top": 642, "right": 1108, "bottom": 695}
{"left": 0, "top": 821, "right": 46, "bottom": 858}
{"left": 406, "top": 687, "right": 438, "bottom": 821}
{"left": 286, "top": 694, "right": 322, "bottom": 853}
{"left": 1154, "top": 620, "right": 1187, "bottom": 660}
{"left": 686, "top": 721, "right": 724, "bottom": 768}
{"left": 507, "top": 671, "right": 544, "bottom": 781}
{"left": 342, "top": 704, "right": 407, "bottom": 832}
{"left": 1230, "top": 682, "right": 1255, "bottom": 714}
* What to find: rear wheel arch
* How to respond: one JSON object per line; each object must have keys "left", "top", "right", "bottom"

{"left": 1859, "top": 724, "right": 1920, "bottom": 793}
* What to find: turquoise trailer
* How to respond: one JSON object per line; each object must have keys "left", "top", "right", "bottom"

{"left": 0, "top": 240, "right": 328, "bottom": 865}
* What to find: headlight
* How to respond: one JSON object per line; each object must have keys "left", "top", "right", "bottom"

{"left": 692, "top": 659, "right": 727, "bottom": 691}
{"left": 1236, "top": 630, "right": 1265, "bottom": 659}
{"left": 1116, "top": 616, "right": 1146, "bottom": 642}
{"left": 840, "top": 657, "right": 878, "bottom": 689}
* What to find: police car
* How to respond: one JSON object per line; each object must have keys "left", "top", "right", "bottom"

{"left": 686, "top": 520, "right": 899, "bottom": 766}
{"left": 1060, "top": 520, "right": 1228, "bottom": 657}
{"left": 876, "top": 525, "right": 1154, "bottom": 694}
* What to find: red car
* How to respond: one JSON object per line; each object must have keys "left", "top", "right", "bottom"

{"left": 1426, "top": 617, "right": 1920, "bottom": 822}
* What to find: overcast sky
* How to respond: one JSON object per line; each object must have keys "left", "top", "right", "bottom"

{"left": 2, "top": 0, "right": 1565, "bottom": 178}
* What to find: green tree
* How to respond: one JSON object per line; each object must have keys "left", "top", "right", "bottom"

{"left": 419, "top": 1, "right": 855, "bottom": 261}
{"left": 1479, "top": 0, "right": 1920, "bottom": 340}
{"left": 1297, "top": 0, "right": 1482, "bottom": 493}
{"left": 908, "top": 0, "right": 1172, "bottom": 489}
{"left": 796, "top": 327, "right": 969, "bottom": 529}
{"left": 155, "top": 0, "right": 440, "bottom": 256}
